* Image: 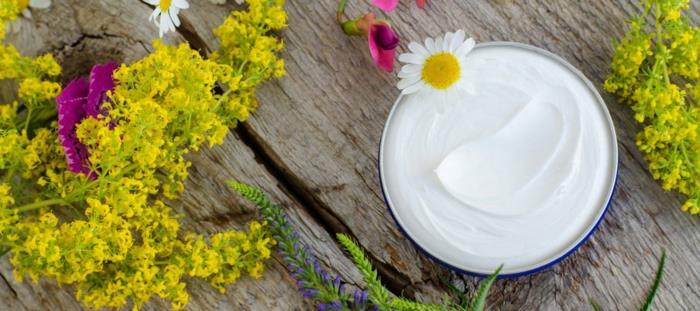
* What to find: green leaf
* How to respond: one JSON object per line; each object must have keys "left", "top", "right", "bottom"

{"left": 439, "top": 275, "right": 469, "bottom": 308}
{"left": 389, "top": 297, "right": 444, "bottom": 311}
{"left": 336, "top": 233, "right": 391, "bottom": 309}
{"left": 589, "top": 298, "right": 602, "bottom": 311}
{"left": 641, "top": 250, "right": 666, "bottom": 311}
{"left": 469, "top": 265, "right": 502, "bottom": 311}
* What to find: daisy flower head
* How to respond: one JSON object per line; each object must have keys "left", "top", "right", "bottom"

{"left": 397, "top": 30, "right": 475, "bottom": 95}
{"left": 144, "top": 0, "right": 189, "bottom": 37}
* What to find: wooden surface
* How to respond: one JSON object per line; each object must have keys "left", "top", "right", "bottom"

{"left": 1, "top": 0, "right": 700, "bottom": 310}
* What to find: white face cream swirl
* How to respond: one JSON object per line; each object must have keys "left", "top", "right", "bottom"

{"left": 380, "top": 42, "right": 617, "bottom": 275}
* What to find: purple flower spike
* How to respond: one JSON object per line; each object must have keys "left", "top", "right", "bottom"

{"left": 56, "top": 62, "right": 119, "bottom": 178}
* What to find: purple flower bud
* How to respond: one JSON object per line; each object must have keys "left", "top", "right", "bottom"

{"left": 333, "top": 275, "right": 341, "bottom": 287}
{"left": 330, "top": 300, "right": 342, "bottom": 309}
{"left": 303, "top": 289, "right": 319, "bottom": 298}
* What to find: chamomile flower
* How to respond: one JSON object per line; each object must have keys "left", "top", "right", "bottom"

{"left": 144, "top": 0, "right": 189, "bottom": 37}
{"left": 397, "top": 30, "right": 475, "bottom": 95}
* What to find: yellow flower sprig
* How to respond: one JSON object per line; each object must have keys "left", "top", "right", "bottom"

{"left": 0, "top": 0, "right": 286, "bottom": 309}
{"left": 605, "top": 0, "right": 700, "bottom": 215}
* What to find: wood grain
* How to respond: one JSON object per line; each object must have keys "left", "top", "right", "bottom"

{"left": 1, "top": 0, "right": 699, "bottom": 310}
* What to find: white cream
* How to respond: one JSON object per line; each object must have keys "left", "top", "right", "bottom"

{"left": 380, "top": 43, "right": 617, "bottom": 275}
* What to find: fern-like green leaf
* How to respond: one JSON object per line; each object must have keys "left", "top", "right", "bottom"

{"left": 390, "top": 297, "right": 445, "bottom": 311}
{"left": 641, "top": 250, "right": 666, "bottom": 311}
{"left": 469, "top": 265, "right": 502, "bottom": 311}
{"left": 337, "top": 233, "right": 392, "bottom": 309}
{"left": 227, "top": 181, "right": 267, "bottom": 207}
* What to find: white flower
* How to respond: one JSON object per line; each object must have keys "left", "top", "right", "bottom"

{"left": 144, "top": 0, "right": 190, "bottom": 37}
{"left": 397, "top": 30, "right": 475, "bottom": 95}
{"left": 21, "top": 0, "right": 52, "bottom": 18}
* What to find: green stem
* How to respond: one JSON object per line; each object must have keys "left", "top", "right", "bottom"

{"left": 654, "top": 3, "right": 671, "bottom": 85}
{"left": 24, "top": 107, "right": 33, "bottom": 133}
{"left": 13, "top": 198, "right": 68, "bottom": 213}
{"left": 337, "top": 0, "right": 349, "bottom": 24}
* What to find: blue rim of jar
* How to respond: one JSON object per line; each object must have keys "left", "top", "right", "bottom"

{"left": 377, "top": 41, "right": 619, "bottom": 278}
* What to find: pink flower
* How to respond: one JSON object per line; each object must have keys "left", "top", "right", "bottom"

{"left": 371, "top": 0, "right": 399, "bottom": 12}
{"left": 368, "top": 21, "right": 400, "bottom": 72}
{"left": 417, "top": 0, "right": 426, "bottom": 8}
{"left": 351, "top": 13, "right": 400, "bottom": 72}
{"left": 56, "top": 63, "right": 119, "bottom": 177}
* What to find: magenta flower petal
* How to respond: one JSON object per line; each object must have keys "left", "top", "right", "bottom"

{"left": 86, "top": 62, "right": 119, "bottom": 118}
{"left": 56, "top": 78, "right": 90, "bottom": 175}
{"left": 372, "top": 24, "right": 400, "bottom": 50}
{"left": 371, "top": 0, "right": 399, "bottom": 12}
{"left": 56, "top": 63, "right": 119, "bottom": 178}
{"left": 368, "top": 23, "right": 399, "bottom": 72}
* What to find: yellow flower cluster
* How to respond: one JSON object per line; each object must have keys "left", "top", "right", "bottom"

{"left": 605, "top": 0, "right": 700, "bottom": 215}
{"left": 212, "top": 0, "right": 287, "bottom": 124}
{"left": 1, "top": 0, "right": 286, "bottom": 309}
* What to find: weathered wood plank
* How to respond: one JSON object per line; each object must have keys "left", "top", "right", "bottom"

{"left": 2, "top": 0, "right": 700, "bottom": 310}
{"left": 1, "top": 1, "right": 365, "bottom": 310}
{"left": 246, "top": 0, "right": 700, "bottom": 309}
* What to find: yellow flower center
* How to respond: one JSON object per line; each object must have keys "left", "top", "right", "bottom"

{"left": 160, "top": 0, "right": 172, "bottom": 11}
{"left": 421, "top": 53, "right": 461, "bottom": 90}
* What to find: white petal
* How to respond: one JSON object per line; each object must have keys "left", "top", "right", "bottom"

{"left": 144, "top": 0, "right": 159, "bottom": 5}
{"left": 167, "top": 14, "right": 177, "bottom": 32}
{"left": 455, "top": 38, "right": 475, "bottom": 58}
{"left": 402, "top": 81, "right": 426, "bottom": 95}
{"left": 424, "top": 37, "right": 435, "bottom": 53}
{"left": 434, "top": 36, "right": 443, "bottom": 52}
{"left": 170, "top": 9, "right": 181, "bottom": 27}
{"left": 174, "top": 0, "right": 190, "bottom": 9}
{"left": 443, "top": 32, "right": 453, "bottom": 51}
{"left": 160, "top": 14, "right": 173, "bottom": 36}
{"left": 450, "top": 30, "right": 465, "bottom": 52}
{"left": 398, "top": 53, "right": 426, "bottom": 65}
{"left": 29, "top": 0, "right": 51, "bottom": 9}
{"left": 397, "top": 75, "right": 422, "bottom": 90}
{"left": 149, "top": 8, "right": 161, "bottom": 23}
{"left": 408, "top": 41, "right": 430, "bottom": 57}
{"left": 399, "top": 64, "right": 422, "bottom": 75}
{"left": 397, "top": 70, "right": 418, "bottom": 79}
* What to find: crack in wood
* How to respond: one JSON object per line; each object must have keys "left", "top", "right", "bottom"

{"left": 166, "top": 9, "right": 418, "bottom": 298}
{"left": 0, "top": 271, "right": 18, "bottom": 298}
{"left": 235, "top": 123, "right": 415, "bottom": 297}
